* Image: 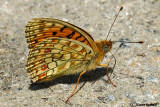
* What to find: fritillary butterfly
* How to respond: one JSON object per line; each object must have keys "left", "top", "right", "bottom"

{"left": 25, "top": 7, "right": 143, "bottom": 103}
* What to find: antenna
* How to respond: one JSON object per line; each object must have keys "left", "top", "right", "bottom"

{"left": 112, "top": 41, "right": 144, "bottom": 44}
{"left": 106, "top": 6, "right": 123, "bottom": 40}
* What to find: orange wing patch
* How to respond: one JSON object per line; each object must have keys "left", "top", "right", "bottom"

{"left": 25, "top": 18, "right": 93, "bottom": 50}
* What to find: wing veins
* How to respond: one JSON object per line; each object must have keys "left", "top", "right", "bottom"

{"left": 30, "top": 59, "right": 88, "bottom": 79}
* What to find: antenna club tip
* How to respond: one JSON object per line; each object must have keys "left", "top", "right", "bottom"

{"left": 120, "top": 6, "right": 123, "bottom": 11}
{"left": 139, "top": 41, "right": 144, "bottom": 44}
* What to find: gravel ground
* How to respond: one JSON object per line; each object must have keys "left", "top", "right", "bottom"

{"left": 0, "top": 0, "right": 159, "bottom": 107}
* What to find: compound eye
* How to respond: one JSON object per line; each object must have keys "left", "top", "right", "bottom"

{"left": 104, "top": 45, "right": 109, "bottom": 52}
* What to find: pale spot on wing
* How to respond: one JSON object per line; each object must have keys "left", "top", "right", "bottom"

{"left": 57, "top": 60, "right": 66, "bottom": 65}
{"left": 45, "top": 58, "right": 53, "bottom": 63}
{"left": 59, "top": 40, "right": 67, "bottom": 43}
{"left": 77, "top": 55, "right": 83, "bottom": 59}
{"left": 48, "top": 62, "right": 56, "bottom": 69}
{"left": 34, "top": 61, "right": 39, "bottom": 66}
{"left": 80, "top": 49, "right": 86, "bottom": 55}
{"left": 30, "top": 36, "right": 34, "bottom": 39}
{"left": 53, "top": 54, "right": 62, "bottom": 59}
{"left": 45, "top": 23, "right": 53, "bottom": 26}
{"left": 29, "top": 56, "right": 35, "bottom": 61}
{"left": 64, "top": 62, "right": 71, "bottom": 69}
{"left": 28, "top": 58, "right": 35, "bottom": 63}
{"left": 71, "top": 61, "right": 81, "bottom": 66}
{"left": 71, "top": 53, "right": 78, "bottom": 58}
{"left": 37, "top": 34, "right": 43, "bottom": 37}
{"left": 30, "top": 73, "right": 34, "bottom": 78}
{"left": 86, "top": 54, "right": 92, "bottom": 60}
{"left": 51, "top": 49, "right": 61, "bottom": 53}
{"left": 30, "top": 70, "right": 36, "bottom": 77}
{"left": 47, "top": 70, "right": 54, "bottom": 76}
{"left": 47, "top": 39, "right": 59, "bottom": 42}
{"left": 53, "top": 68, "right": 58, "bottom": 74}
{"left": 70, "top": 42, "right": 83, "bottom": 51}
{"left": 85, "top": 48, "right": 92, "bottom": 54}
{"left": 34, "top": 25, "right": 40, "bottom": 29}
{"left": 44, "top": 28, "right": 50, "bottom": 31}
{"left": 33, "top": 56, "right": 44, "bottom": 62}
{"left": 57, "top": 64, "right": 66, "bottom": 72}
{"left": 35, "top": 30, "right": 40, "bottom": 33}
{"left": 62, "top": 54, "right": 71, "bottom": 60}
{"left": 36, "top": 70, "right": 43, "bottom": 75}
{"left": 54, "top": 44, "right": 64, "bottom": 49}
{"left": 55, "top": 23, "right": 64, "bottom": 28}
{"left": 59, "top": 40, "right": 71, "bottom": 46}
{"left": 30, "top": 27, "right": 34, "bottom": 30}
{"left": 32, "top": 49, "right": 39, "bottom": 54}
{"left": 63, "top": 46, "right": 74, "bottom": 52}
{"left": 38, "top": 44, "right": 45, "bottom": 47}
{"left": 46, "top": 54, "right": 52, "bottom": 57}
{"left": 82, "top": 51, "right": 86, "bottom": 55}
{"left": 29, "top": 31, "right": 34, "bottom": 35}
{"left": 60, "top": 51, "right": 69, "bottom": 54}
{"left": 25, "top": 27, "right": 30, "bottom": 31}
{"left": 71, "top": 53, "right": 82, "bottom": 59}
{"left": 26, "top": 64, "right": 34, "bottom": 69}
{"left": 32, "top": 77, "right": 38, "bottom": 83}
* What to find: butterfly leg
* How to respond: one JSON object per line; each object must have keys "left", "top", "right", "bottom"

{"left": 65, "top": 70, "right": 86, "bottom": 103}
{"left": 100, "top": 64, "right": 116, "bottom": 87}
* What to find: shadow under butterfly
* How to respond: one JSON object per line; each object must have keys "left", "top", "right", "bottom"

{"left": 29, "top": 67, "right": 113, "bottom": 90}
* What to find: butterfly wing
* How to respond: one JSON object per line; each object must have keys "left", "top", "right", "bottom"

{"left": 25, "top": 18, "right": 98, "bottom": 53}
{"left": 26, "top": 37, "right": 95, "bottom": 83}
{"left": 25, "top": 18, "right": 100, "bottom": 83}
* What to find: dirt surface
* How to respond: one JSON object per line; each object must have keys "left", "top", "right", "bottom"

{"left": 0, "top": 0, "right": 159, "bottom": 106}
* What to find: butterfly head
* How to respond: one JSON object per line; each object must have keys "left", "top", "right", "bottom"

{"left": 96, "top": 40, "right": 112, "bottom": 53}
{"left": 102, "top": 40, "right": 112, "bottom": 53}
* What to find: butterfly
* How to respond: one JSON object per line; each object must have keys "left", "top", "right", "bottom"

{"left": 25, "top": 7, "right": 143, "bottom": 103}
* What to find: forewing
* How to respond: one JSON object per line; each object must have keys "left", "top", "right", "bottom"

{"left": 26, "top": 37, "right": 95, "bottom": 83}
{"left": 25, "top": 18, "right": 98, "bottom": 53}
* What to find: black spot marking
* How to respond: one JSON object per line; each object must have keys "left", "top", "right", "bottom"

{"left": 53, "top": 32, "right": 57, "bottom": 36}
{"left": 52, "top": 23, "right": 55, "bottom": 26}
{"left": 60, "top": 26, "right": 67, "bottom": 32}
{"left": 55, "top": 61, "right": 58, "bottom": 66}
{"left": 66, "top": 34, "right": 72, "bottom": 38}
{"left": 34, "top": 40, "right": 38, "bottom": 43}
{"left": 66, "top": 31, "right": 75, "bottom": 38}
{"left": 71, "top": 31, "right": 75, "bottom": 35}
{"left": 75, "top": 34, "right": 82, "bottom": 40}
{"left": 88, "top": 50, "right": 91, "bottom": 54}
{"left": 59, "top": 54, "right": 63, "bottom": 59}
